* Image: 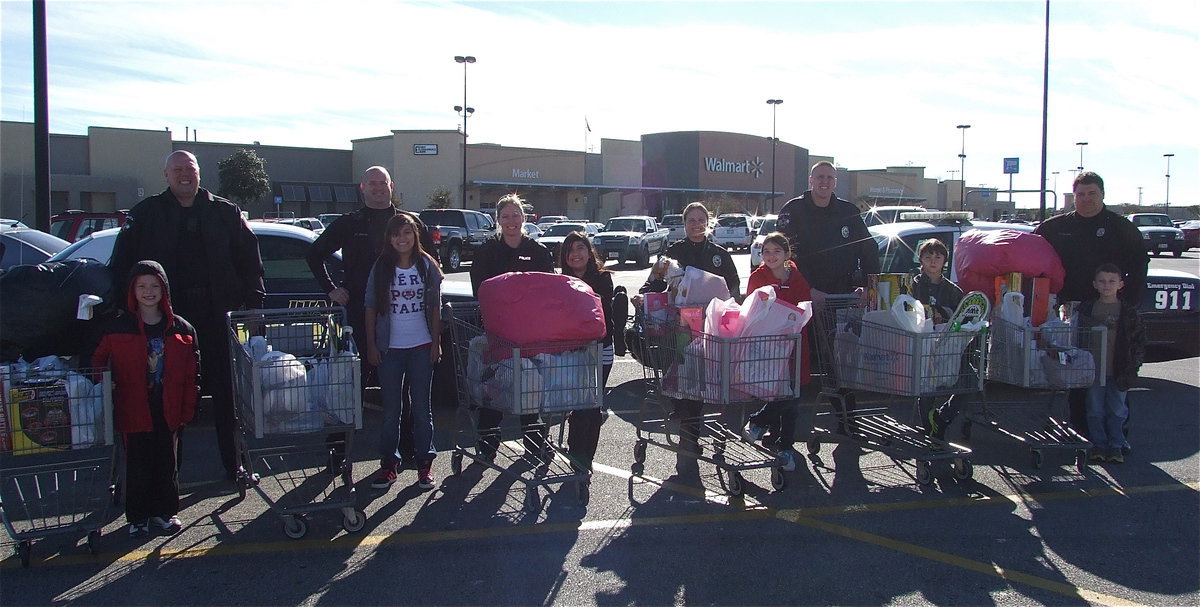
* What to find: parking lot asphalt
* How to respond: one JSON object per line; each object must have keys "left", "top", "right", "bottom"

{"left": 2, "top": 252, "right": 1197, "bottom": 606}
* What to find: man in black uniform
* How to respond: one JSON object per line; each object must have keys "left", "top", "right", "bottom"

{"left": 776, "top": 161, "right": 880, "bottom": 434}
{"left": 110, "top": 150, "right": 265, "bottom": 482}
{"left": 1035, "top": 171, "right": 1148, "bottom": 441}
{"left": 306, "top": 166, "right": 437, "bottom": 469}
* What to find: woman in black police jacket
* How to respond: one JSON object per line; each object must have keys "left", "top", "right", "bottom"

{"left": 469, "top": 194, "right": 554, "bottom": 461}
{"left": 637, "top": 201, "right": 741, "bottom": 473}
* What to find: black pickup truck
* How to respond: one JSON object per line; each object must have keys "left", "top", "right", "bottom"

{"left": 418, "top": 208, "right": 496, "bottom": 272}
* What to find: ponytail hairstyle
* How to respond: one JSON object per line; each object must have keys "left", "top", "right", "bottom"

{"left": 373, "top": 213, "right": 441, "bottom": 312}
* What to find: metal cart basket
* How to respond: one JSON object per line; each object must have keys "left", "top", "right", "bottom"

{"left": 228, "top": 307, "right": 364, "bottom": 539}
{"left": 630, "top": 303, "right": 804, "bottom": 495}
{"left": 964, "top": 316, "right": 1106, "bottom": 472}
{"left": 447, "top": 302, "right": 602, "bottom": 514}
{"left": 1, "top": 365, "right": 115, "bottom": 567}
{"left": 807, "top": 296, "right": 978, "bottom": 485}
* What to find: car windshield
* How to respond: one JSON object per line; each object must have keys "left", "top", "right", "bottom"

{"left": 1133, "top": 215, "right": 1173, "bottom": 227}
{"left": 758, "top": 218, "right": 777, "bottom": 235}
{"left": 605, "top": 219, "right": 645, "bottom": 232}
{"left": 543, "top": 224, "right": 586, "bottom": 237}
{"left": 717, "top": 216, "right": 747, "bottom": 228}
{"left": 661, "top": 215, "right": 682, "bottom": 226}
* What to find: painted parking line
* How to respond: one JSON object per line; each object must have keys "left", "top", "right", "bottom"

{"left": 10, "top": 458, "right": 1196, "bottom": 607}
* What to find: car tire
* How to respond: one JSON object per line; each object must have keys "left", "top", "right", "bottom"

{"left": 1174, "top": 248, "right": 1184, "bottom": 258}
{"left": 443, "top": 244, "right": 462, "bottom": 272}
{"left": 639, "top": 245, "right": 650, "bottom": 267}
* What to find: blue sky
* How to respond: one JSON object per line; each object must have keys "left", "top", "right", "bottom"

{"left": 2, "top": 0, "right": 1197, "bottom": 210}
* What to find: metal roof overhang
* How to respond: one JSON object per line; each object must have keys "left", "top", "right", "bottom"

{"left": 471, "top": 180, "right": 777, "bottom": 196}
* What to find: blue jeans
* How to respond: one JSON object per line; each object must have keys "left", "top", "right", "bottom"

{"left": 378, "top": 345, "right": 435, "bottom": 467}
{"left": 1086, "top": 377, "right": 1129, "bottom": 451}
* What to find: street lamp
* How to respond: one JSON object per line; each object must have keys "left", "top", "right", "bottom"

{"left": 957, "top": 124, "right": 970, "bottom": 211}
{"left": 766, "top": 99, "right": 783, "bottom": 213}
{"left": 1164, "top": 153, "right": 1175, "bottom": 212}
{"left": 1076, "top": 141, "right": 1088, "bottom": 172}
{"left": 1051, "top": 170, "right": 1060, "bottom": 211}
{"left": 454, "top": 55, "right": 476, "bottom": 208}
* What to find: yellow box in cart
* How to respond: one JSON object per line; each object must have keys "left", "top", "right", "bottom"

{"left": 3, "top": 375, "right": 72, "bottom": 454}
{"left": 868, "top": 273, "right": 911, "bottom": 311}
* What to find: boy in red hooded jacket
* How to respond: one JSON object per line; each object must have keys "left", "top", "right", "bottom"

{"left": 92, "top": 260, "right": 199, "bottom": 537}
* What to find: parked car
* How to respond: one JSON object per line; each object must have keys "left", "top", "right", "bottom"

{"left": 1, "top": 218, "right": 30, "bottom": 229}
{"left": 1177, "top": 219, "right": 1199, "bottom": 251}
{"left": 50, "top": 210, "right": 128, "bottom": 243}
{"left": 1127, "top": 213, "right": 1186, "bottom": 258}
{"left": 272, "top": 217, "right": 325, "bottom": 234}
{"left": 47, "top": 222, "right": 345, "bottom": 309}
{"left": 317, "top": 213, "right": 342, "bottom": 227}
{"left": 660, "top": 214, "right": 686, "bottom": 244}
{"left": 748, "top": 215, "right": 778, "bottom": 267}
{"left": 713, "top": 214, "right": 754, "bottom": 251}
{"left": 870, "top": 214, "right": 1198, "bottom": 361}
{"left": 593, "top": 216, "right": 669, "bottom": 266}
{"left": 417, "top": 208, "right": 496, "bottom": 272}
{"left": 536, "top": 215, "right": 568, "bottom": 230}
{"left": 536, "top": 222, "right": 597, "bottom": 262}
{"left": 0, "top": 227, "right": 70, "bottom": 271}
{"left": 861, "top": 205, "right": 928, "bottom": 227}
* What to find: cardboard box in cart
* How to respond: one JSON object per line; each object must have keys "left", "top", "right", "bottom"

{"left": 2, "top": 375, "right": 72, "bottom": 454}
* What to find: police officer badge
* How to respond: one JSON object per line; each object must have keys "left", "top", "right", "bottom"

{"left": 1096, "top": 227, "right": 1105, "bottom": 237}
{"left": 712, "top": 254, "right": 722, "bottom": 267}
{"left": 841, "top": 225, "right": 850, "bottom": 239}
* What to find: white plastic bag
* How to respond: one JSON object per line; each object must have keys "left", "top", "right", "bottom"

{"left": 1000, "top": 291, "right": 1025, "bottom": 326}
{"left": 704, "top": 298, "right": 742, "bottom": 337}
{"left": 67, "top": 373, "right": 102, "bottom": 448}
{"left": 739, "top": 286, "right": 812, "bottom": 337}
{"left": 889, "top": 294, "right": 929, "bottom": 333}
{"left": 535, "top": 348, "right": 599, "bottom": 411}
{"left": 486, "top": 357, "right": 543, "bottom": 414}
{"left": 260, "top": 351, "right": 306, "bottom": 389}
{"left": 676, "top": 266, "right": 730, "bottom": 306}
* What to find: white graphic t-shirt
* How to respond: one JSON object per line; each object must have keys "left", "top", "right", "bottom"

{"left": 388, "top": 265, "right": 432, "bottom": 349}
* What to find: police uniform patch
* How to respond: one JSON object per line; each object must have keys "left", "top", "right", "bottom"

{"left": 841, "top": 225, "right": 850, "bottom": 239}
{"left": 712, "top": 255, "right": 722, "bottom": 267}
{"left": 1096, "top": 227, "right": 1105, "bottom": 237}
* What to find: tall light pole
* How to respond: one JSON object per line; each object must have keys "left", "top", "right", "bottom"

{"left": 454, "top": 55, "right": 476, "bottom": 209}
{"left": 1164, "top": 153, "right": 1175, "bottom": 212}
{"left": 1075, "top": 141, "right": 1088, "bottom": 172}
{"left": 1051, "top": 170, "right": 1060, "bottom": 211}
{"left": 766, "top": 99, "right": 783, "bottom": 214}
{"left": 957, "top": 124, "right": 971, "bottom": 211}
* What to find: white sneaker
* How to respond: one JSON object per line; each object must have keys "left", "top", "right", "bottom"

{"left": 743, "top": 423, "right": 767, "bottom": 443}
{"left": 149, "top": 515, "right": 183, "bottom": 534}
{"left": 778, "top": 449, "right": 798, "bottom": 472}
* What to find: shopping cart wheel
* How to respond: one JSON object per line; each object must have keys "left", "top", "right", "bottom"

{"left": 770, "top": 467, "right": 786, "bottom": 491}
{"left": 916, "top": 461, "right": 934, "bottom": 486}
{"left": 282, "top": 515, "right": 308, "bottom": 540}
{"left": 451, "top": 452, "right": 464, "bottom": 475}
{"left": 630, "top": 462, "right": 644, "bottom": 476}
{"left": 525, "top": 488, "right": 543, "bottom": 514}
{"left": 18, "top": 540, "right": 31, "bottom": 568}
{"left": 806, "top": 438, "right": 821, "bottom": 456}
{"left": 1031, "top": 449, "right": 1045, "bottom": 470}
{"left": 633, "top": 440, "right": 647, "bottom": 465}
{"left": 724, "top": 470, "right": 744, "bottom": 496}
{"left": 87, "top": 530, "right": 101, "bottom": 555}
{"left": 1075, "top": 450, "right": 1089, "bottom": 474}
{"left": 953, "top": 459, "right": 973, "bottom": 481}
{"left": 342, "top": 510, "right": 366, "bottom": 533}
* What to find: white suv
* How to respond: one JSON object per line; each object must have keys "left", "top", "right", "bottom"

{"left": 713, "top": 214, "right": 754, "bottom": 251}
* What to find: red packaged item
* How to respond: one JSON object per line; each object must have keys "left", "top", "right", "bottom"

{"left": 478, "top": 272, "right": 605, "bottom": 361}
{"left": 953, "top": 229, "right": 1065, "bottom": 298}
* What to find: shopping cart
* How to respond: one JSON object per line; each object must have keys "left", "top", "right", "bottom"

{"left": 1, "top": 364, "right": 115, "bottom": 568}
{"left": 965, "top": 315, "right": 1106, "bottom": 472}
{"left": 228, "top": 307, "right": 364, "bottom": 539}
{"left": 630, "top": 304, "right": 804, "bottom": 495}
{"left": 446, "top": 302, "right": 601, "bottom": 514}
{"left": 807, "top": 295, "right": 978, "bottom": 485}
